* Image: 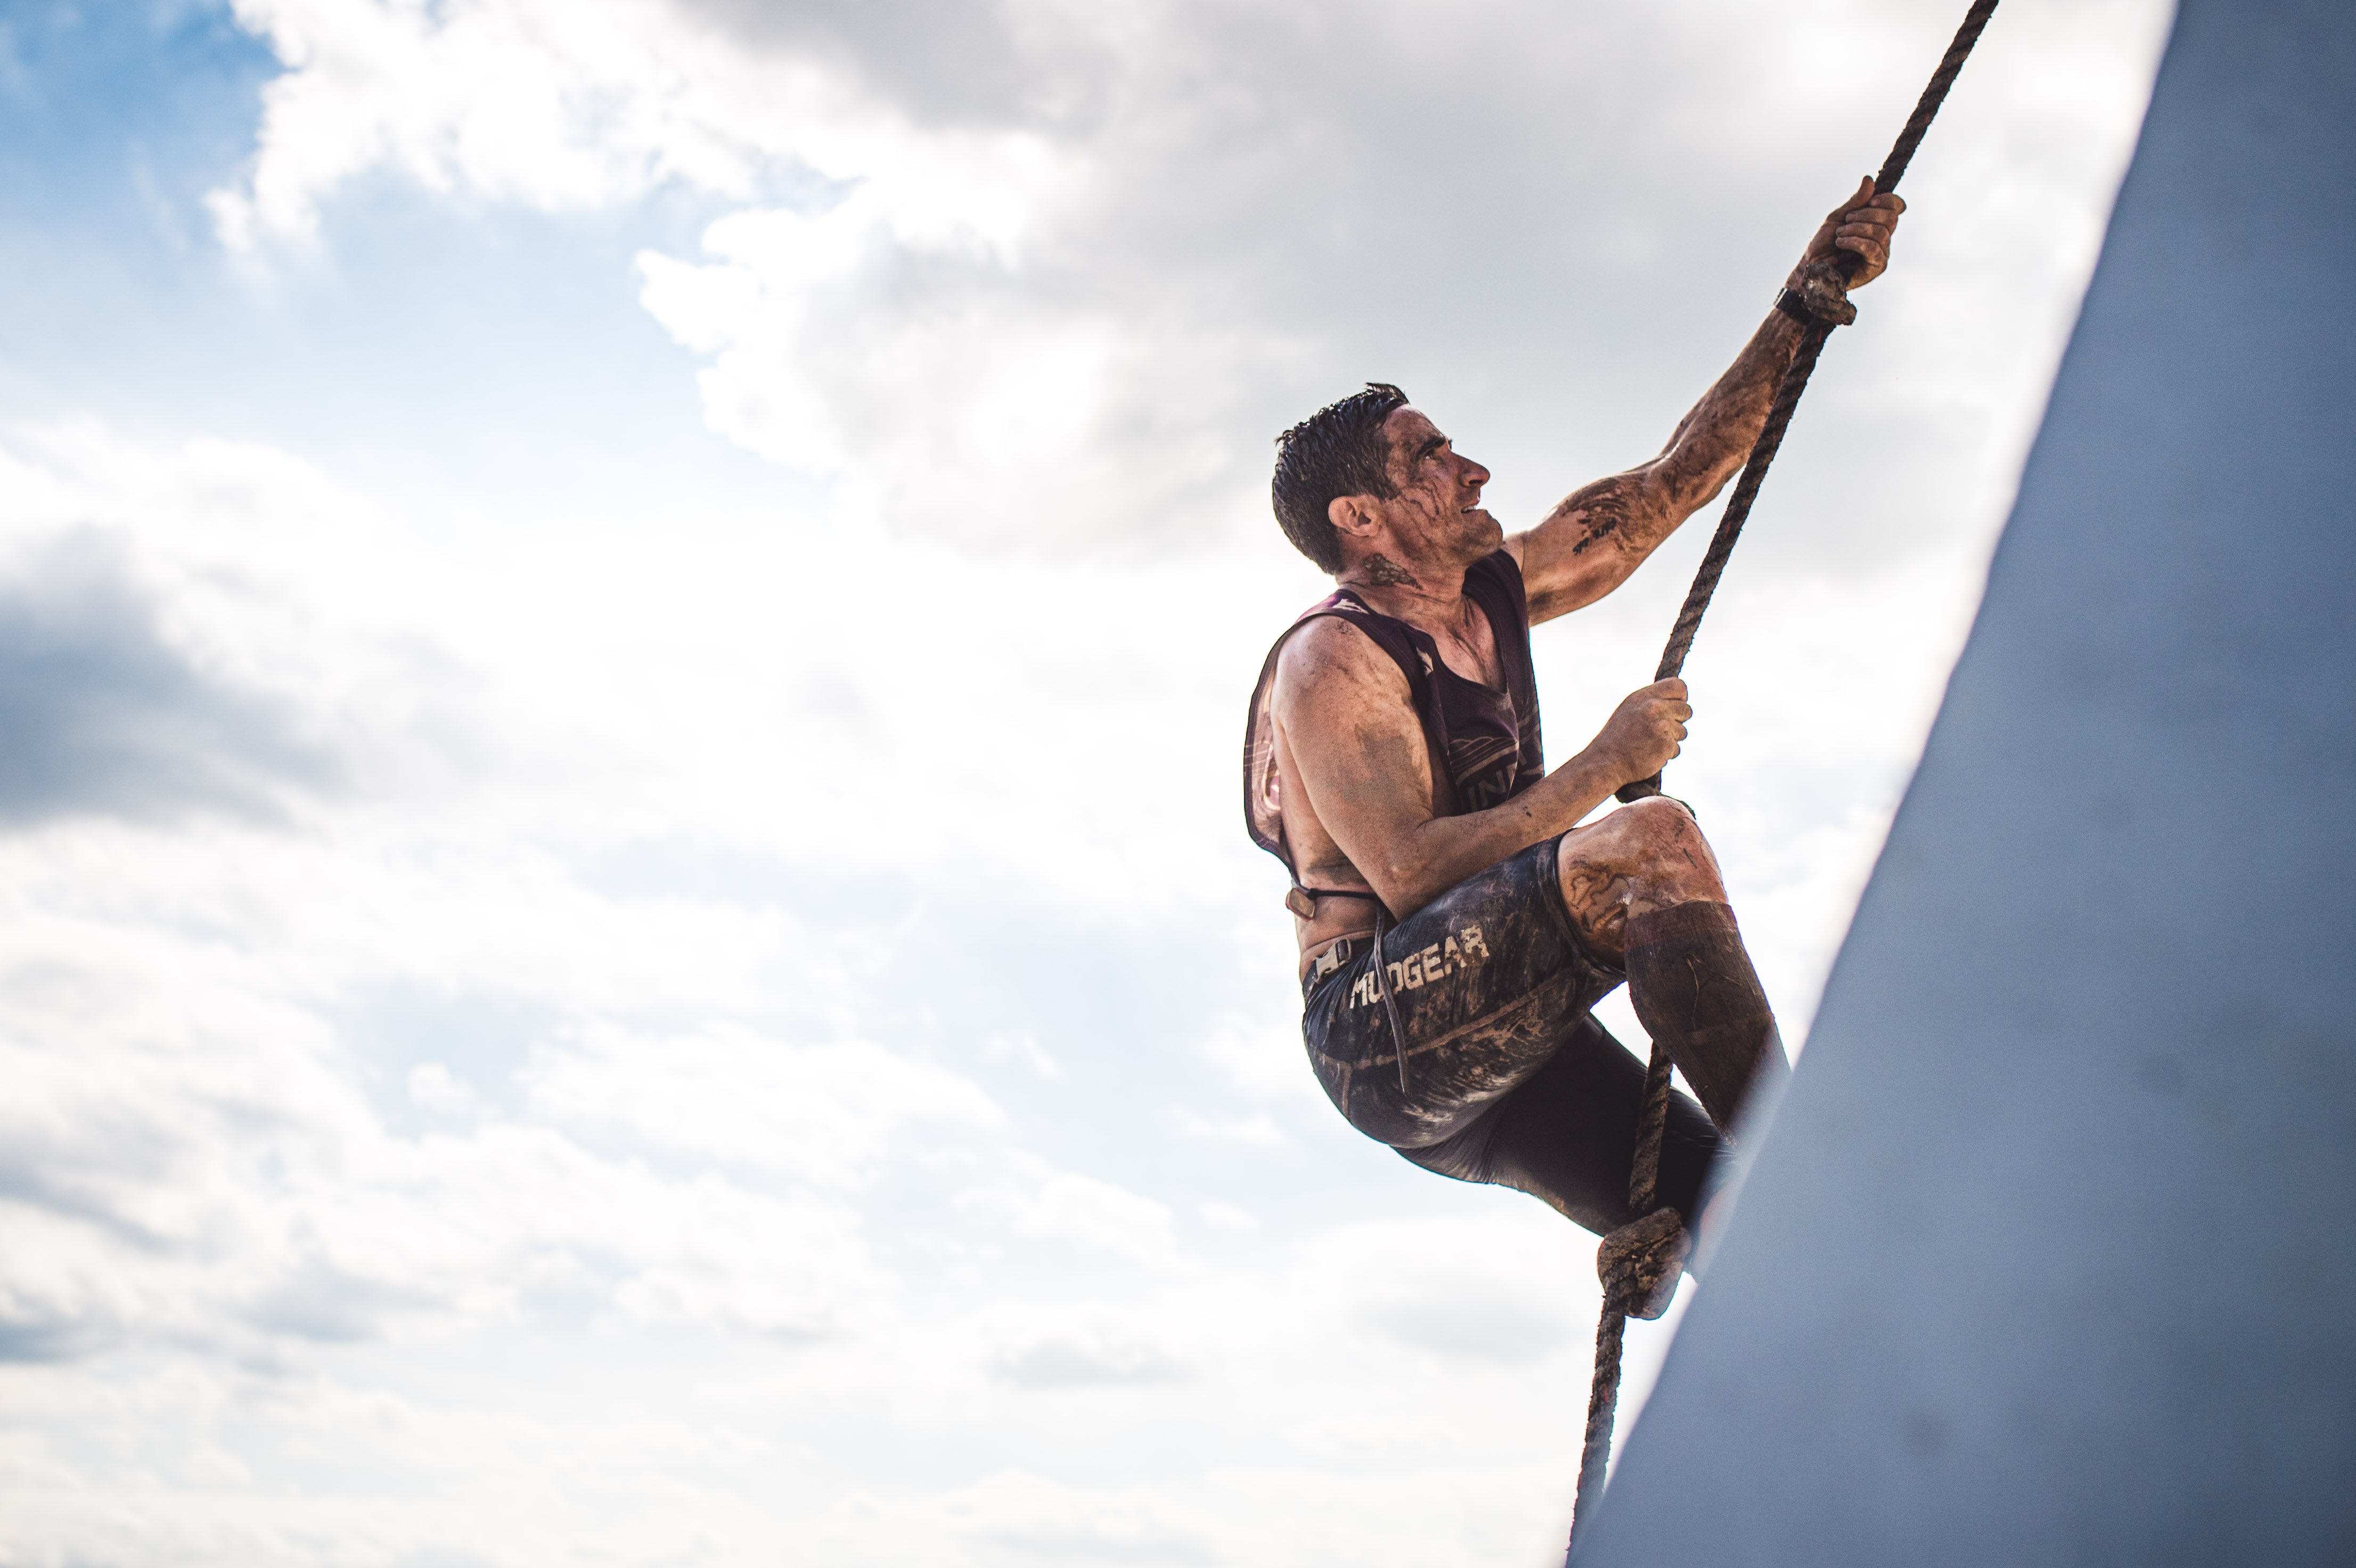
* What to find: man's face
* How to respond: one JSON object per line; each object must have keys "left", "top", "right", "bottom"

{"left": 1371, "top": 406, "right": 1500, "bottom": 560}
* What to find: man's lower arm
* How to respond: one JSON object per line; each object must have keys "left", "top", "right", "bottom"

{"left": 1389, "top": 751, "right": 1625, "bottom": 913}
{"left": 1654, "top": 313, "right": 1806, "bottom": 506}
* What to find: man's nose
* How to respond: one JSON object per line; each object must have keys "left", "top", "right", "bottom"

{"left": 1462, "top": 457, "right": 1491, "bottom": 488}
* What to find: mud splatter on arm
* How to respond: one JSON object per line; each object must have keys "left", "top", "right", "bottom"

{"left": 1516, "top": 311, "right": 1805, "bottom": 625}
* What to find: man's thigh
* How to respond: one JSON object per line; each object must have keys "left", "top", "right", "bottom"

{"left": 1300, "top": 835, "right": 1624, "bottom": 1149}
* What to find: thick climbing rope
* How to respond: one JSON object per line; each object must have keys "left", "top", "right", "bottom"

{"left": 1615, "top": 0, "right": 2001, "bottom": 807}
{"left": 1565, "top": 3, "right": 2000, "bottom": 1558}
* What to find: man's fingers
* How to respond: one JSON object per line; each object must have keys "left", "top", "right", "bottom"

{"left": 1830, "top": 184, "right": 1905, "bottom": 223}
{"left": 1799, "top": 184, "right": 1904, "bottom": 278}
{"left": 1835, "top": 233, "right": 1891, "bottom": 277}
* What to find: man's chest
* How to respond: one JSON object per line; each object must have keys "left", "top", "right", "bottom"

{"left": 1427, "top": 608, "right": 1506, "bottom": 693}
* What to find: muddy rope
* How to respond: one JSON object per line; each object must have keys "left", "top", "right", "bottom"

{"left": 1566, "top": 3, "right": 1999, "bottom": 1558}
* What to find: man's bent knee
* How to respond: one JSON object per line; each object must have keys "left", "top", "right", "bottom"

{"left": 1614, "top": 794, "right": 1701, "bottom": 848}
{"left": 1633, "top": 799, "right": 1722, "bottom": 910}
{"left": 1557, "top": 797, "right": 1712, "bottom": 876}
{"left": 1555, "top": 797, "right": 1726, "bottom": 943}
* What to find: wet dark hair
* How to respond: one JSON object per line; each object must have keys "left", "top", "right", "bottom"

{"left": 1270, "top": 382, "right": 1409, "bottom": 573}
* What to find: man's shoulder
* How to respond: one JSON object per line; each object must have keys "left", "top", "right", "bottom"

{"left": 1276, "top": 610, "right": 1380, "bottom": 680}
{"left": 1272, "top": 610, "right": 1417, "bottom": 711}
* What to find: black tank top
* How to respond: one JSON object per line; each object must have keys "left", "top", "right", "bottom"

{"left": 1243, "top": 549, "right": 1545, "bottom": 877}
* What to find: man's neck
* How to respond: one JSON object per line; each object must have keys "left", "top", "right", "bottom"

{"left": 1336, "top": 550, "right": 1479, "bottom": 636}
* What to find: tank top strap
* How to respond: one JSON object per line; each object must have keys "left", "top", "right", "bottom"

{"left": 1312, "top": 592, "right": 1442, "bottom": 714}
{"left": 1460, "top": 551, "right": 1545, "bottom": 789}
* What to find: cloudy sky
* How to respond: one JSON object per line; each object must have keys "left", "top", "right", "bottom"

{"left": 0, "top": 2, "right": 2171, "bottom": 1563}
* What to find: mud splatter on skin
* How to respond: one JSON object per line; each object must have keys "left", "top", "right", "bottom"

{"left": 1560, "top": 858, "right": 1639, "bottom": 953}
{"left": 1566, "top": 495, "right": 1634, "bottom": 557}
{"left": 1360, "top": 553, "right": 1421, "bottom": 587}
{"left": 1557, "top": 800, "right": 1724, "bottom": 962}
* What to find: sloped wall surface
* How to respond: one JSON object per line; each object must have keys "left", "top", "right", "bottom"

{"left": 1578, "top": 3, "right": 2356, "bottom": 1562}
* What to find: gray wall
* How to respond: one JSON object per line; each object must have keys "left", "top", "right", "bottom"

{"left": 1578, "top": 2, "right": 2356, "bottom": 1562}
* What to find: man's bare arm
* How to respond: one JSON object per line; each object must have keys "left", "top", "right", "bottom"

{"left": 1271, "top": 618, "right": 1688, "bottom": 917}
{"left": 1510, "top": 311, "right": 1805, "bottom": 624}
{"left": 1508, "top": 180, "right": 1905, "bottom": 625}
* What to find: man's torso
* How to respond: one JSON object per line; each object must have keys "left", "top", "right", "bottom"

{"left": 1243, "top": 552, "right": 1546, "bottom": 967}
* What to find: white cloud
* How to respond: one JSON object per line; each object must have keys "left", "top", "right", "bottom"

{"left": 213, "top": 0, "right": 763, "bottom": 244}
{"left": 1193, "top": 1013, "right": 1328, "bottom": 1110}
{"left": 942, "top": 1470, "right": 1218, "bottom": 1563}
{"left": 1173, "top": 1109, "right": 1284, "bottom": 1148}
{"left": 631, "top": 192, "right": 1295, "bottom": 549}
{"left": 963, "top": 1159, "right": 1182, "bottom": 1270}
{"left": 1197, "top": 1201, "right": 1258, "bottom": 1233}
{"left": 406, "top": 1061, "right": 481, "bottom": 1115}
{"left": 210, "top": 0, "right": 2174, "bottom": 557}
{"left": 0, "top": 425, "right": 1165, "bottom": 1366}
{"left": 1304, "top": 1214, "right": 1588, "bottom": 1367}
{"left": 986, "top": 1302, "right": 1198, "bottom": 1390}
{"left": 984, "top": 1030, "right": 1060, "bottom": 1079}
{"left": 520, "top": 1021, "right": 1003, "bottom": 1181}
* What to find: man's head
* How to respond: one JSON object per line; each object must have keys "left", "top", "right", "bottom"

{"left": 1271, "top": 383, "right": 1406, "bottom": 572}
{"left": 1271, "top": 384, "right": 1498, "bottom": 579}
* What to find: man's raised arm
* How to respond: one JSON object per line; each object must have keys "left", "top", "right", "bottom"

{"left": 1508, "top": 179, "right": 1905, "bottom": 626}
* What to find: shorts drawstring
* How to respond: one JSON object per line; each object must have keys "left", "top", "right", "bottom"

{"left": 1371, "top": 905, "right": 1411, "bottom": 1095}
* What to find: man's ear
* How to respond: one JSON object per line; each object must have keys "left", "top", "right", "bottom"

{"left": 1328, "top": 494, "right": 1378, "bottom": 541}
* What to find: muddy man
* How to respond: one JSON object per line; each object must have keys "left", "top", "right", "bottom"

{"left": 1242, "top": 180, "right": 1904, "bottom": 1241}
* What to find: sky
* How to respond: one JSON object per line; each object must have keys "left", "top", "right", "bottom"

{"left": 0, "top": 2, "right": 2172, "bottom": 1564}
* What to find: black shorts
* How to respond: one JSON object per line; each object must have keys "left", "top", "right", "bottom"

{"left": 1300, "top": 836, "right": 1725, "bottom": 1235}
